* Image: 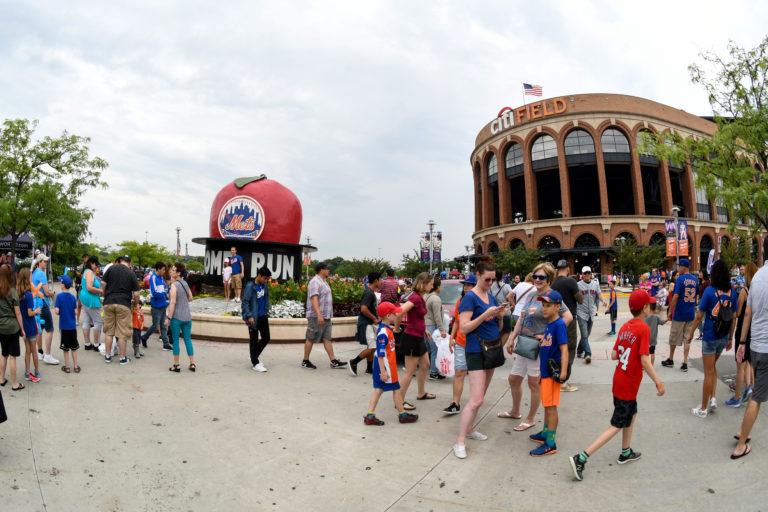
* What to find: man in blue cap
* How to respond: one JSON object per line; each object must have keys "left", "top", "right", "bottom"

{"left": 661, "top": 259, "right": 698, "bottom": 372}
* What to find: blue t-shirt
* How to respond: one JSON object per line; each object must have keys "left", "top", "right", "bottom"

{"left": 254, "top": 283, "right": 266, "bottom": 317}
{"left": 457, "top": 290, "right": 500, "bottom": 353}
{"left": 539, "top": 317, "right": 567, "bottom": 378}
{"left": 32, "top": 268, "right": 50, "bottom": 307}
{"left": 19, "top": 291, "right": 39, "bottom": 337}
{"left": 54, "top": 292, "right": 77, "bottom": 330}
{"left": 649, "top": 275, "right": 660, "bottom": 296}
{"left": 698, "top": 286, "right": 738, "bottom": 341}
{"left": 609, "top": 289, "right": 618, "bottom": 311}
{"left": 229, "top": 255, "right": 243, "bottom": 275}
{"left": 672, "top": 273, "right": 699, "bottom": 322}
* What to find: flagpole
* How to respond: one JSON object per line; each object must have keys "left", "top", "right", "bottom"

{"left": 521, "top": 82, "right": 526, "bottom": 106}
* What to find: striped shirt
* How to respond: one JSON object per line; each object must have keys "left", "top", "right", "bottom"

{"left": 306, "top": 275, "right": 333, "bottom": 319}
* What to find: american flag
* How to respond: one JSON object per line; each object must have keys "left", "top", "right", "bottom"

{"left": 523, "top": 83, "right": 542, "bottom": 96}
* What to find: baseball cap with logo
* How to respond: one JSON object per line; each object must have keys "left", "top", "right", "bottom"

{"left": 581, "top": 266, "right": 592, "bottom": 274}
{"left": 537, "top": 289, "right": 563, "bottom": 304}
{"left": 556, "top": 259, "right": 569, "bottom": 269}
{"left": 628, "top": 289, "right": 651, "bottom": 311}
{"left": 461, "top": 274, "right": 478, "bottom": 285}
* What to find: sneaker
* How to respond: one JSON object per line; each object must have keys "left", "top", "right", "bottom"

{"left": 452, "top": 443, "right": 467, "bottom": 459}
{"left": 569, "top": 454, "right": 586, "bottom": 481}
{"left": 563, "top": 383, "right": 579, "bottom": 392}
{"left": 133, "top": 347, "right": 144, "bottom": 358}
{"left": 398, "top": 413, "right": 418, "bottom": 423}
{"left": 105, "top": 355, "right": 112, "bottom": 364}
{"left": 661, "top": 359, "right": 674, "bottom": 367}
{"left": 467, "top": 431, "right": 488, "bottom": 441}
{"left": 27, "top": 372, "right": 40, "bottom": 383}
{"left": 83, "top": 344, "right": 92, "bottom": 351}
{"left": 606, "top": 331, "right": 616, "bottom": 336}
{"left": 330, "top": 359, "right": 347, "bottom": 369}
{"left": 301, "top": 360, "right": 317, "bottom": 370}
{"left": 34, "top": 372, "right": 41, "bottom": 380}
{"left": 141, "top": 338, "right": 148, "bottom": 348}
{"left": 530, "top": 443, "right": 557, "bottom": 456}
{"left": 691, "top": 406, "right": 708, "bottom": 418}
{"left": 364, "top": 414, "right": 385, "bottom": 426}
{"left": 709, "top": 397, "right": 717, "bottom": 411}
{"left": 43, "top": 354, "right": 59, "bottom": 365}
{"left": 529, "top": 431, "right": 546, "bottom": 444}
{"left": 743, "top": 386, "right": 753, "bottom": 403}
{"left": 681, "top": 363, "right": 688, "bottom": 372}
{"left": 725, "top": 397, "right": 741, "bottom": 408}
{"left": 429, "top": 373, "right": 446, "bottom": 380}
{"left": 585, "top": 356, "right": 591, "bottom": 364}
{"left": 253, "top": 362, "right": 267, "bottom": 372}
{"left": 119, "top": 357, "right": 131, "bottom": 365}
{"left": 162, "top": 344, "right": 173, "bottom": 351}
{"left": 37, "top": 352, "right": 44, "bottom": 360}
{"left": 617, "top": 449, "right": 642, "bottom": 464}
{"left": 348, "top": 360, "right": 358, "bottom": 376}
{"left": 442, "top": 402, "right": 461, "bottom": 415}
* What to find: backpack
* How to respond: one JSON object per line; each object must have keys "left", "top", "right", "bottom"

{"left": 712, "top": 291, "right": 734, "bottom": 337}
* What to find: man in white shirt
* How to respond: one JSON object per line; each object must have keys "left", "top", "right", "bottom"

{"left": 576, "top": 266, "right": 607, "bottom": 364}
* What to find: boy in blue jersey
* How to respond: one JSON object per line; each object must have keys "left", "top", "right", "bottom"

{"left": 364, "top": 302, "right": 418, "bottom": 426}
{"left": 529, "top": 289, "right": 569, "bottom": 456}
{"left": 54, "top": 276, "right": 80, "bottom": 373}
{"left": 661, "top": 259, "right": 698, "bottom": 372}
{"left": 606, "top": 280, "right": 618, "bottom": 335}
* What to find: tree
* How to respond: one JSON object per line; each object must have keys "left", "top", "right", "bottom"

{"left": 718, "top": 233, "right": 752, "bottom": 269}
{"left": 108, "top": 240, "right": 174, "bottom": 268}
{"left": 610, "top": 239, "right": 668, "bottom": 285}
{"left": 493, "top": 246, "right": 545, "bottom": 276}
{"left": 186, "top": 260, "right": 204, "bottom": 272}
{"left": 638, "top": 37, "right": 768, "bottom": 234}
{"left": 398, "top": 251, "right": 449, "bottom": 278}
{"left": 0, "top": 119, "right": 108, "bottom": 259}
{"left": 334, "top": 258, "right": 392, "bottom": 278}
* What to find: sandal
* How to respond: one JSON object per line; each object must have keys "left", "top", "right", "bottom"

{"left": 417, "top": 393, "right": 436, "bottom": 400}
{"left": 74, "top": 366, "right": 81, "bottom": 373}
{"left": 169, "top": 364, "right": 181, "bottom": 373}
{"left": 498, "top": 411, "right": 522, "bottom": 419}
{"left": 734, "top": 434, "right": 752, "bottom": 443}
{"left": 61, "top": 366, "right": 71, "bottom": 373}
{"left": 0, "top": 379, "right": 6, "bottom": 386}
{"left": 11, "top": 383, "right": 25, "bottom": 391}
{"left": 402, "top": 401, "right": 416, "bottom": 411}
{"left": 189, "top": 363, "right": 196, "bottom": 372}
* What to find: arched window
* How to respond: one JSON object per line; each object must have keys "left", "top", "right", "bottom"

{"left": 487, "top": 153, "right": 498, "bottom": 184}
{"left": 637, "top": 130, "right": 659, "bottom": 165}
{"left": 574, "top": 233, "right": 600, "bottom": 248}
{"left": 538, "top": 235, "right": 561, "bottom": 250}
{"left": 531, "top": 135, "right": 557, "bottom": 161}
{"left": 509, "top": 238, "right": 524, "bottom": 250}
{"left": 649, "top": 232, "right": 666, "bottom": 246}
{"left": 700, "top": 235, "right": 713, "bottom": 252}
{"left": 602, "top": 128, "right": 630, "bottom": 153}
{"left": 564, "top": 130, "right": 595, "bottom": 155}
{"left": 505, "top": 142, "right": 524, "bottom": 177}
{"left": 476, "top": 244, "right": 483, "bottom": 254}
{"left": 487, "top": 242, "right": 499, "bottom": 254}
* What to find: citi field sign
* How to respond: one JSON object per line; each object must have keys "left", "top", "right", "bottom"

{"left": 490, "top": 98, "right": 568, "bottom": 135}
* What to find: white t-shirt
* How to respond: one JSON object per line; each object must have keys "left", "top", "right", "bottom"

{"left": 748, "top": 265, "right": 768, "bottom": 353}
{"left": 222, "top": 267, "right": 232, "bottom": 282}
{"left": 512, "top": 282, "right": 535, "bottom": 317}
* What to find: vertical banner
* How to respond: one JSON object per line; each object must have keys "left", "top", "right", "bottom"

{"left": 433, "top": 232, "right": 442, "bottom": 263}
{"left": 420, "top": 232, "right": 430, "bottom": 263}
{"left": 665, "top": 219, "right": 677, "bottom": 257}
{"left": 677, "top": 220, "right": 689, "bottom": 257}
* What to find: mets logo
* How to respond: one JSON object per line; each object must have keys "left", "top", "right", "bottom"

{"left": 218, "top": 196, "right": 265, "bottom": 240}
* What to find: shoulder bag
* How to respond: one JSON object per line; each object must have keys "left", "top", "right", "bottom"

{"left": 513, "top": 293, "right": 541, "bottom": 360}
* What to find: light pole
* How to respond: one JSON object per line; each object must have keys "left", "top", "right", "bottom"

{"left": 427, "top": 219, "right": 436, "bottom": 275}
{"left": 465, "top": 244, "right": 472, "bottom": 274}
{"left": 671, "top": 206, "right": 681, "bottom": 269}
{"left": 176, "top": 227, "right": 181, "bottom": 257}
{"left": 617, "top": 236, "right": 626, "bottom": 286}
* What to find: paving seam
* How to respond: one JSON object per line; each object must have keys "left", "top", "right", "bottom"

{"left": 383, "top": 384, "right": 510, "bottom": 511}
{"left": 25, "top": 387, "right": 48, "bottom": 511}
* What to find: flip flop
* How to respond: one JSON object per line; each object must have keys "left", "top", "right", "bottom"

{"left": 402, "top": 401, "right": 416, "bottom": 411}
{"left": 0, "top": 379, "right": 6, "bottom": 386}
{"left": 734, "top": 435, "right": 752, "bottom": 443}
{"left": 74, "top": 366, "right": 81, "bottom": 373}
{"left": 11, "top": 383, "right": 25, "bottom": 391}
{"left": 730, "top": 444, "right": 751, "bottom": 460}
{"left": 417, "top": 393, "right": 436, "bottom": 400}
{"left": 513, "top": 422, "right": 535, "bottom": 431}
{"left": 498, "top": 411, "right": 522, "bottom": 419}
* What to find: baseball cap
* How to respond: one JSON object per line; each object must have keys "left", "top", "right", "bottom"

{"left": 581, "top": 266, "right": 592, "bottom": 273}
{"left": 118, "top": 255, "right": 132, "bottom": 264}
{"left": 58, "top": 275, "right": 72, "bottom": 288}
{"left": 537, "top": 289, "right": 563, "bottom": 304}
{"left": 628, "top": 289, "right": 651, "bottom": 311}
{"left": 556, "top": 259, "right": 569, "bottom": 269}
{"left": 377, "top": 302, "right": 402, "bottom": 317}
{"left": 649, "top": 297, "right": 657, "bottom": 304}
{"left": 35, "top": 253, "right": 49, "bottom": 263}
{"left": 461, "top": 274, "right": 478, "bottom": 285}
{"left": 678, "top": 259, "right": 690, "bottom": 268}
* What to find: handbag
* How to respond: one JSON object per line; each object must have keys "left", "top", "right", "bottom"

{"left": 547, "top": 358, "right": 566, "bottom": 382}
{"left": 513, "top": 335, "right": 540, "bottom": 360}
{"left": 479, "top": 337, "right": 505, "bottom": 369}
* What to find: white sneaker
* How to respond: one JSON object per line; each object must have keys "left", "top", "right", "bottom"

{"left": 37, "top": 352, "right": 44, "bottom": 360}
{"left": 709, "top": 397, "right": 718, "bottom": 411}
{"left": 43, "top": 354, "right": 59, "bottom": 365}
{"left": 467, "top": 431, "right": 488, "bottom": 441}
{"left": 453, "top": 443, "right": 467, "bottom": 459}
{"left": 253, "top": 362, "right": 267, "bottom": 372}
{"left": 691, "top": 406, "right": 708, "bottom": 418}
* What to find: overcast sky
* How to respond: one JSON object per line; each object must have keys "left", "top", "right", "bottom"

{"left": 2, "top": 1, "right": 766, "bottom": 265}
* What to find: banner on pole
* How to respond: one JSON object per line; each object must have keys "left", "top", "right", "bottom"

{"left": 678, "top": 219, "right": 689, "bottom": 257}
{"left": 665, "top": 219, "right": 677, "bottom": 257}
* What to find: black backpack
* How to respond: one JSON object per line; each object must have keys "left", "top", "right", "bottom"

{"left": 712, "top": 292, "right": 734, "bottom": 337}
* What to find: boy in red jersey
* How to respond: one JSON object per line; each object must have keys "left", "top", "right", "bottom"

{"left": 364, "top": 302, "right": 418, "bottom": 425}
{"left": 569, "top": 290, "right": 665, "bottom": 480}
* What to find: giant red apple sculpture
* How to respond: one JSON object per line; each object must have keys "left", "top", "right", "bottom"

{"left": 208, "top": 175, "right": 302, "bottom": 244}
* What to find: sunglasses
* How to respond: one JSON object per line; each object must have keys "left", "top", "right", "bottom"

{"left": 482, "top": 278, "right": 493, "bottom": 283}
{"left": 532, "top": 274, "right": 548, "bottom": 281}
{"left": 583, "top": 271, "right": 592, "bottom": 274}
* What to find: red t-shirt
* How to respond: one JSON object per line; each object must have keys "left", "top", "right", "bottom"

{"left": 404, "top": 293, "right": 427, "bottom": 337}
{"left": 612, "top": 318, "right": 650, "bottom": 401}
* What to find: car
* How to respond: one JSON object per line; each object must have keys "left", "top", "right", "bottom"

{"left": 438, "top": 279, "right": 464, "bottom": 317}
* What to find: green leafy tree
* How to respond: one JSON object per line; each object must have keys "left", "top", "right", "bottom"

{"left": 334, "top": 258, "right": 392, "bottom": 278}
{"left": 397, "top": 250, "right": 450, "bottom": 278}
{"left": 109, "top": 240, "right": 174, "bottom": 267}
{"left": 0, "top": 119, "right": 108, "bottom": 259}
{"left": 493, "top": 246, "right": 545, "bottom": 276}
{"left": 638, "top": 37, "right": 768, "bottom": 234}
{"left": 610, "top": 239, "right": 668, "bottom": 285}
{"left": 718, "top": 234, "right": 752, "bottom": 269}
{"left": 186, "top": 260, "right": 204, "bottom": 272}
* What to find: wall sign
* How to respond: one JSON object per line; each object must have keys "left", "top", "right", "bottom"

{"left": 491, "top": 98, "right": 568, "bottom": 135}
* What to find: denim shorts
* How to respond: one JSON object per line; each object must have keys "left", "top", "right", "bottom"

{"left": 454, "top": 343, "right": 468, "bottom": 371}
{"left": 702, "top": 336, "right": 728, "bottom": 355}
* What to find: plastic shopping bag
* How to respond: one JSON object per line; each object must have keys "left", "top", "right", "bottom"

{"left": 434, "top": 329, "right": 455, "bottom": 377}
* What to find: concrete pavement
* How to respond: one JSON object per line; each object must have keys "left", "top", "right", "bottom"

{"left": 1, "top": 295, "right": 766, "bottom": 511}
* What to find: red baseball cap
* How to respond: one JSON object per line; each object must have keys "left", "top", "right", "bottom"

{"left": 377, "top": 302, "right": 402, "bottom": 317}
{"left": 628, "top": 289, "right": 651, "bottom": 310}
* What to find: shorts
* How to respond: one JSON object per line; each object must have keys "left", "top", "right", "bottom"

{"left": 39, "top": 303, "right": 54, "bottom": 333}
{"left": 610, "top": 396, "right": 638, "bottom": 428}
{"left": 81, "top": 306, "right": 103, "bottom": 331}
{"left": 59, "top": 329, "right": 79, "bottom": 351}
{"left": 751, "top": 351, "right": 768, "bottom": 403}
{"left": 609, "top": 309, "right": 617, "bottom": 322}
{"left": 702, "top": 336, "right": 728, "bottom": 355}
{"left": 0, "top": 331, "right": 21, "bottom": 357}
{"left": 668, "top": 320, "right": 695, "bottom": 346}
{"left": 372, "top": 379, "right": 400, "bottom": 392}
{"left": 132, "top": 328, "right": 142, "bottom": 346}
{"left": 364, "top": 324, "right": 376, "bottom": 349}
{"left": 454, "top": 343, "right": 468, "bottom": 371}
{"left": 306, "top": 317, "right": 332, "bottom": 343}
{"left": 540, "top": 377, "right": 561, "bottom": 407}
{"left": 465, "top": 351, "right": 483, "bottom": 371}
{"left": 232, "top": 274, "right": 243, "bottom": 290}
{"left": 509, "top": 353, "right": 540, "bottom": 377}
{"left": 400, "top": 332, "right": 427, "bottom": 357}
{"left": 649, "top": 345, "right": 656, "bottom": 354}
{"left": 102, "top": 303, "right": 133, "bottom": 340}
{"left": 501, "top": 315, "right": 513, "bottom": 334}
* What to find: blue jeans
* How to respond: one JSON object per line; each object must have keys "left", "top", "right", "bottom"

{"left": 577, "top": 316, "right": 593, "bottom": 357}
{"left": 169, "top": 318, "right": 193, "bottom": 357}
{"left": 426, "top": 324, "right": 439, "bottom": 374}
{"left": 141, "top": 306, "right": 168, "bottom": 344}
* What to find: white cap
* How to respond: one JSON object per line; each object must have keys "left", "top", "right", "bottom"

{"left": 581, "top": 266, "right": 592, "bottom": 273}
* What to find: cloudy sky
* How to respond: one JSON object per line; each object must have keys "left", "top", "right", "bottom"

{"left": 2, "top": 1, "right": 766, "bottom": 265}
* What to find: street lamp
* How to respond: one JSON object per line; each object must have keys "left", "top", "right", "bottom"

{"left": 427, "top": 219, "right": 436, "bottom": 275}
{"left": 671, "top": 206, "right": 681, "bottom": 269}
{"left": 464, "top": 244, "right": 472, "bottom": 274}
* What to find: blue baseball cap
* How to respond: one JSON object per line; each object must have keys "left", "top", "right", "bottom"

{"left": 679, "top": 259, "right": 690, "bottom": 268}
{"left": 461, "top": 274, "right": 477, "bottom": 285}
{"left": 58, "top": 275, "right": 72, "bottom": 288}
{"left": 537, "top": 289, "right": 563, "bottom": 304}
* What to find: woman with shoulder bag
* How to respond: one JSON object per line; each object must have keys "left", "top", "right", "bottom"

{"left": 452, "top": 260, "right": 509, "bottom": 459}
{"left": 498, "top": 263, "right": 572, "bottom": 431}
{"left": 164, "top": 262, "right": 196, "bottom": 372}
